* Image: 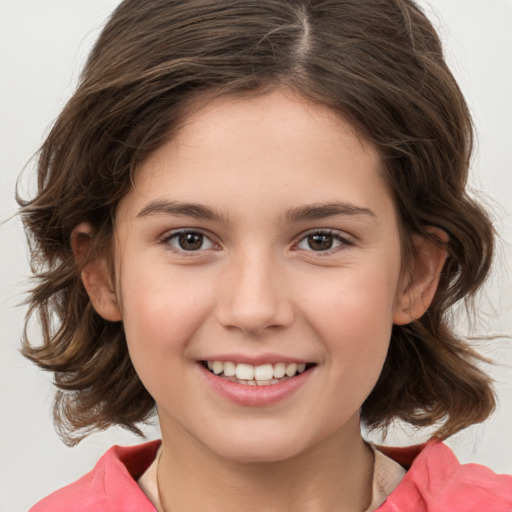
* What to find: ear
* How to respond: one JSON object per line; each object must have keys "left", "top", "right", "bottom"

{"left": 71, "top": 222, "right": 122, "bottom": 322}
{"left": 393, "top": 226, "right": 449, "bottom": 325}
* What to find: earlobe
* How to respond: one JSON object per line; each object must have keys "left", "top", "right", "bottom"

{"left": 71, "top": 222, "right": 122, "bottom": 322}
{"left": 393, "top": 227, "right": 449, "bottom": 325}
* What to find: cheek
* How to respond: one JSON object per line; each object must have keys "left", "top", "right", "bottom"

{"left": 120, "top": 256, "right": 206, "bottom": 328}
{"left": 117, "top": 260, "right": 213, "bottom": 378}
{"left": 306, "top": 264, "right": 399, "bottom": 332}
{"left": 300, "top": 262, "right": 400, "bottom": 374}
{"left": 312, "top": 272, "right": 397, "bottom": 417}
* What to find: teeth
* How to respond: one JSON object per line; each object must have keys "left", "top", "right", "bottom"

{"left": 235, "top": 363, "right": 254, "bottom": 381}
{"left": 212, "top": 361, "right": 223, "bottom": 375}
{"left": 223, "top": 361, "right": 236, "bottom": 377}
{"left": 273, "top": 363, "right": 286, "bottom": 378}
{"left": 205, "top": 360, "right": 310, "bottom": 382}
{"left": 254, "top": 364, "right": 273, "bottom": 381}
{"left": 285, "top": 363, "right": 298, "bottom": 377}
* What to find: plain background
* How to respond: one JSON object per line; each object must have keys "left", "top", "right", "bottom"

{"left": 1, "top": 1, "right": 511, "bottom": 510}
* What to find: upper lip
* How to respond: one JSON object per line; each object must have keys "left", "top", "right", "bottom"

{"left": 200, "top": 353, "right": 314, "bottom": 366}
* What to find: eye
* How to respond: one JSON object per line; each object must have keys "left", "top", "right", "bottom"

{"left": 296, "top": 230, "right": 351, "bottom": 252}
{"left": 163, "top": 229, "right": 216, "bottom": 252}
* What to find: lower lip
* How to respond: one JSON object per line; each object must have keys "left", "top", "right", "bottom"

{"left": 199, "top": 364, "right": 313, "bottom": 407}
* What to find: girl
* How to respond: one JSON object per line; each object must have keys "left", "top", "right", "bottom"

{"left": 15, "top": 0, "right": 512, "bottom": 510}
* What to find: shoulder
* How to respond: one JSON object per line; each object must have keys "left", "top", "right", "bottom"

{"left": 28, "top": 440, "right": 161, "bottom": 512}
{"left": 377, "top": 440, "right": 512, "bottom": 512}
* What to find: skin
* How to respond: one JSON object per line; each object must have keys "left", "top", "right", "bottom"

{"left": 75, "top": 90, "right": 447, "bottom": 511}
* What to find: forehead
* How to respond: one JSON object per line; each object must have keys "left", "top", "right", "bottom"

{"left": 118, "top": 90, "right": 395, "bottom": 224}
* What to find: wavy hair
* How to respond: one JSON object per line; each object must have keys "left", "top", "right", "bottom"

{"left": 19, "top": 0, "right": 495, "bottom": 445}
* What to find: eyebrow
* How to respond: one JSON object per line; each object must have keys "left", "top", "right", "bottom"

{"left": 136, "top": 200, "right": 376, "bottom": 224}
{"left": 136, "top": 200, "right": 229, "bottom": 223}
{"left": 285, "top": 202, "right": 376, "bottom": 223}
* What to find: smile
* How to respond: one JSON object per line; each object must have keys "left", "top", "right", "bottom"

{"left": 203, "top": 361, "right": 313, "bottom": 386}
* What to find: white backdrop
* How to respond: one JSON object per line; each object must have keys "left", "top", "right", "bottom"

{"left": 1, "top": 1, "right": 511, "bottom": 510}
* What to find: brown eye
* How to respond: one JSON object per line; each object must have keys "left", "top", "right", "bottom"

{"left": 165, "top": 230, "right": 215, "bottom": 252}
{"left": 178, "top": 232, "right": 204, "bottom": 251}
{"left": 307, "top": 234, "right": 334, "bottom": 251}
{"left": 296, "top": 231, "right": 349, "bottom": 252}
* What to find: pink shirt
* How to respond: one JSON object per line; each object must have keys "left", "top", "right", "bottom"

{"left": 29, "top": 440, "right": 512, "bottom": 511}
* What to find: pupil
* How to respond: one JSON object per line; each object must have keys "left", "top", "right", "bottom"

{"left": 179, "top": 233, "right": 203, "bottom": 250}
{"left": 308, "top": 234, "right": 333, "bottom": 251}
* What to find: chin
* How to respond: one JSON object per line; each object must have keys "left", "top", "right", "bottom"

{"left": 202, "top": 428, "right": 315, "bottom": 465}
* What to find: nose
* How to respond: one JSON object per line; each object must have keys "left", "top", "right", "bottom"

{"left": 215, "top": 249, "right": 294, "bottom": 336}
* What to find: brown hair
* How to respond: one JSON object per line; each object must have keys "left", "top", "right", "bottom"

{"left": 19, "top": 0, "right": 495, "bottom": 445}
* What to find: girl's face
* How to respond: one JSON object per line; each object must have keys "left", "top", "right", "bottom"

{"left": 111, "top": 90, "right": 408, "bottom": 462}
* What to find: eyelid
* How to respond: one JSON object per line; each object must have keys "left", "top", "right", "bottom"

{"left": 158, "top": 227, "right": 354, "bottom": 255}
{"left": 293, "top": 229, "right": 355, "bottom": 253}
{"left": 159, "top": 228, "right": 219, "bottom": 253}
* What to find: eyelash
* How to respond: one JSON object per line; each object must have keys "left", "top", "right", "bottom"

{"left": 295, "top": 229, "right": 354, "bottom": 254}
{"left": 160, "top": 229, "right": 218, "bottom": 254}
{"left": 159, "top": 228, "right": 354, "bottom": 255}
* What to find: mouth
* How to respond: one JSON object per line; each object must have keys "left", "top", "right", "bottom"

{"left": 201, "top": 360, "right": 316, "bottom": 386}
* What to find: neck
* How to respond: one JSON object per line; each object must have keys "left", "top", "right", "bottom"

{"left": 156, "top": 417, "right": 374, "bottom": 512}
